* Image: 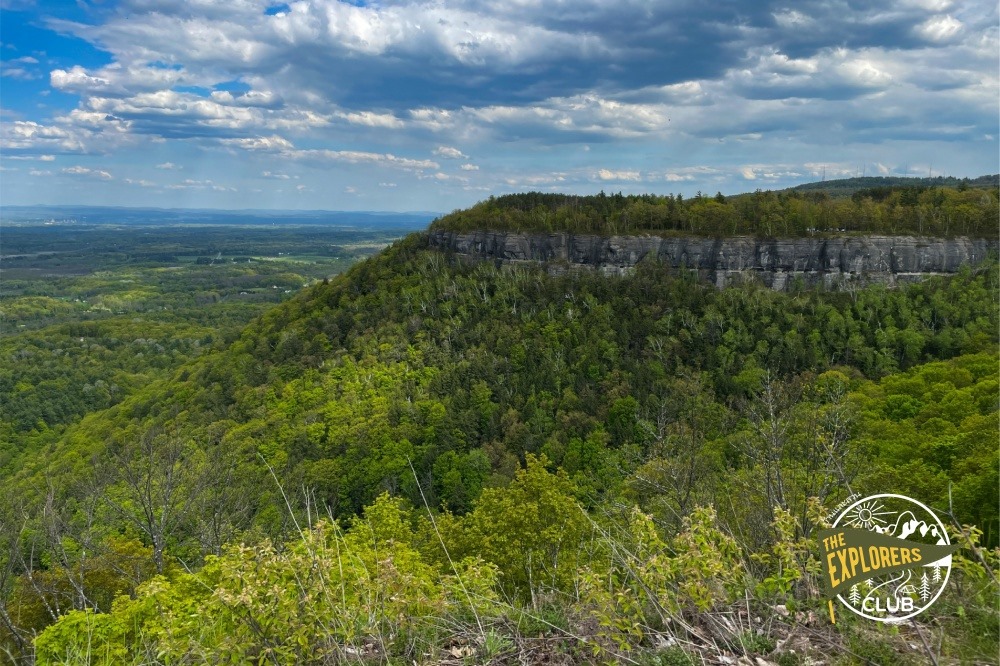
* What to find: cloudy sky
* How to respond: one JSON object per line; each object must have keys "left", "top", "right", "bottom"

{"left": 1, "top": 0, "right": 997, "bottom": 211}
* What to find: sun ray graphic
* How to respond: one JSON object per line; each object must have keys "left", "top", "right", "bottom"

{"left": 845, "top": 500, "right": 892, "bottom": 530}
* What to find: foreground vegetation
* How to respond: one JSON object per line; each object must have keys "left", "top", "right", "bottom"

{"left": 31, "top": 476, "right": 1000, "bottom": 665}
{"left": 1, "top": 191, "right": 997, "bottom": 663}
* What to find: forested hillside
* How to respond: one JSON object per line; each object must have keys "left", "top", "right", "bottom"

{"left": 1, "top": 198, "right": 997, "bottom": 663}
{"left": 431, "top": 179, "right": 999, "bottom": 237}
{"left": 0, "top": 224, "right": 400, "bottom": 474}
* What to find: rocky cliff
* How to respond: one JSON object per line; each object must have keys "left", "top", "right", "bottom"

{"left": 428, "top": 230, "right": 998, "bottom": 290}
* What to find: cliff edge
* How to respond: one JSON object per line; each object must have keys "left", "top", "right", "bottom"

{"left": 428, "top": 230, "right": 998, "bottom": 290}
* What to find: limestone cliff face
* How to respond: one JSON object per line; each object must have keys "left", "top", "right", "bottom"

{"left": 428, "top": 230, "right": 998, "bottom": 290}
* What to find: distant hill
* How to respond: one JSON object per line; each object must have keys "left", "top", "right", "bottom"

{"left": 430, "top": 177, "right": 999, "bottom": 238}
{"left": 785, "top": 174, "right": 1000, "bottom": 197}
{"left": 0, "top": 205, "right": 440, "bottom": 229}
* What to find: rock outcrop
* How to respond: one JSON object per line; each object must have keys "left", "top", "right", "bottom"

{"left": 428, "top": 230, "right": 998, "bottom": 290}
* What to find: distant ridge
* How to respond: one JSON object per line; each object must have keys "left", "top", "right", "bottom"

{"left": 787, "top": 174, "right": 1000, "bottom": 196}
{"left": 0, "top": 205, "right": 440, "bottom": 229}
{"left": 430, "top": 176, "right": 998, "bottom": 238}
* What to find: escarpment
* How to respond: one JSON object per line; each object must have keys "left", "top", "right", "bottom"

{"left": 428, "top": 230, "right": 998, "bottom": 290}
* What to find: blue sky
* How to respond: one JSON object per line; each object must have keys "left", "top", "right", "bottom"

{"left": 1, "top": 0, "right": 997, "bottom": 211}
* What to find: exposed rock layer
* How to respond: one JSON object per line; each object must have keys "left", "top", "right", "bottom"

{"left": 428, "top": 230, "right": 998, "bottom": 290}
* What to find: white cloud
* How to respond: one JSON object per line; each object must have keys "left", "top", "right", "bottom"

{"left": 1, "top": 55, "right": 41, "bottom": 79}
{"left": 657, "top": 81, "right": 710, "bottom": 106}
{"left": 293, "top": 149, "right": 439, "bottom": 171}
{"left": 433, "top": 146, "right": 467, "bottom": 159}
{"left": 660, "top": 166, "right": 723, "bottom": 183}
{"left": 210, "top": 89, "right": 283, "bottom": 108}
{"left": 223, "top": 135, "right": 294, "bottom": 151}
{"left": 3, "top": 121, "right": 74, "bottom": 148}
{"left": 62, "top": 165, "right": 113, "bottom": 179}
{"left": 836, "top": 57, "right": 894, "bottom": 88}
{"left": 409, "top": 108, "right": 455, "bottom": 131}
{"left": 2, "top": 0, "right": 994, "bottom": 208}
{"left": 51, "top": 62, "right": 194, "bottom": 96}
{"left": 464, "top": 93, "right": 673, "bottom": 139}
{"left": 735, "top": 164, "right": 805, "bottom": 181}
{"left": 915, "top": 15, "right": 963, "bottom": 43}
{"left": 86, "top": 90, "right": 260, "bottom": 132}
{"left": 2, "top": 67, "right": 38, "bottom": 80}
{"left": 772, "top": 10, "right": 815, "bottom": 29}
{"left": 336, "top": 110, "right": 404, "bottom": 128}
{"left": 596, "top": 169, "right": 641, "bottom": 181}
{"left": 156, "top": 162, "right": 180, "bottom": 169}
{"left": 803, "top": 162, "right": 857, "bottom": 179}
{"left": 502, "top": 172, "right": 568, "bottom": 187}
{"left": 219, "top": 135, "right": 440, "bottom": 172}
{"left": 51, "top": 66, "right": 118, "bottom": 93}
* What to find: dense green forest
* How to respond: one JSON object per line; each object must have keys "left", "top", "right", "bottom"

{"left": 0, "top": 224, "right": 402, "bottom": 480}
{"left": 431, "top": 179, "right": 999, "bottom": 237}
{"left": 1, "top": 190, "right": 997, "bottom": 664}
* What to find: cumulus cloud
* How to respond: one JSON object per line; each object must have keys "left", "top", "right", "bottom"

{"left": 62, "top": 165, "right": 113, "bottom": 179}
{"left": 2, "top": 55, "right": 41, "bottom": 79}
{"left": 915, "top": 15, "right": 964, "bottom": 42}
{"left": 335, "top": 111, "right": 404, "bottom": 128}
{"left": 294, "top": 149, "right": 439, "bottom": 171}
{"left": 3, "top": 121, "right": 75, "bottom": 149}
{"left": 502, "top": 172, "right": 568, "bottom": 188}
{"left": 0, "top": 0, "right": 994, "bottom": 207}
{"left": 218, "top": 133, "right": 440, "bottom": 171}
{"left": 51, "top": 66, "right": 120, "bottom": 94}
{"left": 596, "top": 169, "right": 641, "bottom": 182}
{"left": 210, "top": 89, "right": 283, "bottom": 108}
{"left": 737, "top": 164, "right": 807, "bottom": 181}
{"left": 661, "top": 166, "right": 723, "bottom": 182}
{"left": 223, "top": 135, "right": 294, "bottom": 151}
{"left": 433, "top": 146, "right": 467, "bottom": 159}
